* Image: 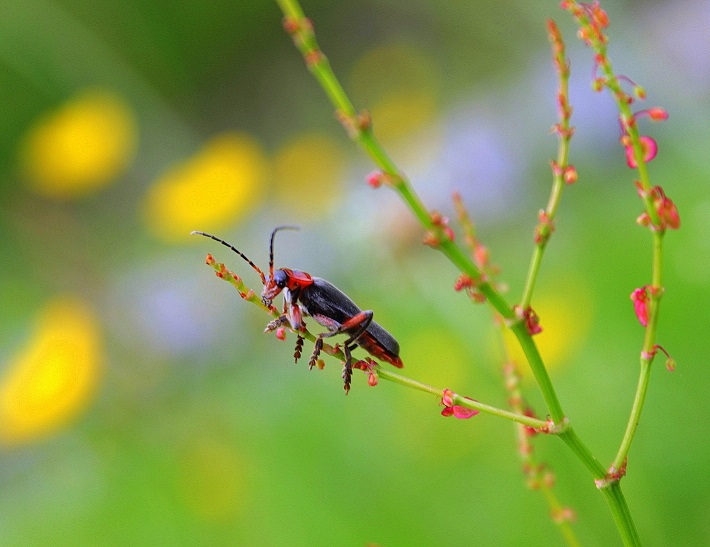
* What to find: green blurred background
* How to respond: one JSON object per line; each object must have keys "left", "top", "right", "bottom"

{"left": 1, "top": 0, "right": 708, "bottom": 544}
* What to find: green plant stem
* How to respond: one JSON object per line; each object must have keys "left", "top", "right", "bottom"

{"left": 520, "top": 147, "right": 569, "bottom": 309}
{"left": 563, "top": 0, "right": 668, "bottom": 489}
{"left": 502, "top": 354, "right": 580, "bottom": 547}
{"left": 604, "top": 483, "right": 641, "bottom": 546}
{"left": 559, "top": 429, "right": 640, "bottom": 546}
{"left": 279, "top": 1, "right": 517, "bottom": 321}
{"left": 279, "top": 4, "right": 568, "bottom": 422}
{"left": 521, "top": 22, "right": 573, "bottom": 309}
{"left": 274, "top": 1, "right": 640, "bottom": 543}
{"left": 376, "top": 368, "right": 549, "bottom": 429}
{"left": 613, "top": 230, "right": 665, "bottom": 469}
{"left": 510, "top": 322, "right": 564, "bottom": 423}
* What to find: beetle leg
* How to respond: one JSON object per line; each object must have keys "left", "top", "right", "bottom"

{"left": 264, "top": 314, "right": 289, "bottom": 333}
{"left": 308, "top": 311, "right": 374, "bottom": 393}
{"left": 342, "top": 344, "right": 353, "bottom": 394}
{"left": 311, "top": 310, "right": 373, "bottom": 343}
{"left": 308, "top": 337, "right": 323, "bottom": 370}
{"left": 294, "top": 334, "right": 305, "bottom": 363}
{"left": 289, "top": 303, "right": 305, "bottom": 331}
{"left": 340, "top": 311, "right": 374, "bottom": 394}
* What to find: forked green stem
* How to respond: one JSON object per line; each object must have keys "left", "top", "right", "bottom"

{"left": 274, "top": 0, "right": 641, "bottom": 544}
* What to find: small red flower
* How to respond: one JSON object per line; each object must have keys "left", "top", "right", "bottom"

{"left": 587, "top": 1, "right": 609, "bottom": 29}
{"left": 653, "top": 187, "right": 681, "bottom": 230}
{"left": 517, "top": 305, "right": 543, "bottom": 335}
{"left": 355, "top": 358, "right": 379, "bottom": 386}
{"left": 366, "top": 170, "right": 383, "bottom": 189}
{"left": 630, "top": 287, "right": 650, "bottom": 327}
{"left": 621, "top": 107, "right": 667, "bottom": 168}
{"left": 424, "top": 212, "right": 455, "bottom": 247}
{"left": 563, "top": 165, "right": 578, "bottom": 185}
{"left": 642, "top": 344, "right": 677, "bottom": 372}
{"left": 625, "top": 136, "right": 658, "bottom": 168}
{"left": 639, "top": 107, "right": 669, "bottom": 121}
{"left": 522, "top": 407, "right": 539, "bottom": 437}
{"left": 441, "top": 388, "right": 454, "bottom": 407}
{"left": 454, "top": 274, "right": 473, "bottom": 292}
{"left": 440, "top": 388, "right": 479, "bottom": 419}
{"left": 635, "top": 183, "right": 681, "bottom": 231}
{"left": 275, "top": 327, "right": 287, "bottom": 341}
{"left": 474, "top": 243, "right": 489, "bottom": 268}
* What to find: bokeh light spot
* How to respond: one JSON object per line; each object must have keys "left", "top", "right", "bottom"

{"left": 273, "top": 132, "right": 345, "bottom": 216}
{"left": 349, "top": 44, "right": 439, "bottom": 142}
{"left": 144, "top": 132, "right": 267, "bottom": 242}
{"left": 0, "top": 297, "right": 102, "bottom": 445}
{"left": 20, "top": 90, "right": 137, "bottom": 199}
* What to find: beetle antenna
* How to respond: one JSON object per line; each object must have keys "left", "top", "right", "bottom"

{"left": 191, "top": 231, "right": 266, "bottom": 285}
{"left": 269, "top": 225, "right": 300, "bottom": 278}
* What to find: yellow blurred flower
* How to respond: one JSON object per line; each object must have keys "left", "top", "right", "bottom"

{"left": 502, "top": 283, "right": 593, "bottom": 375}
{"left": 144, "top": 132, "right": 266, "bottom": 242}
{"left": 20, "top": 90, "right": 137, "bottom": 198}
{"left": 0, "top": 298, "right": 102, "bottom": 445}
{"left": 273, "top": 132, "right": 345, "bottom": 216}
{"left": 349, "top": 44, "right": 439, "bottom": 142}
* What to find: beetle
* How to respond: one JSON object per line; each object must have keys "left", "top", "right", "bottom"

{"left": 192, "top": 226, "right": 403, "bottom": 393}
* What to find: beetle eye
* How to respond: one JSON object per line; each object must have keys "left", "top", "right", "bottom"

{"left": 273, "top": 270, "right": 288, "bottom": 288}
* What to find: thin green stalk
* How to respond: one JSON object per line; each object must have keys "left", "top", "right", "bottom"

{"left": 376, "top": 368, "right": 549, "bottom": 429}
{"left": 279, "top": 1, "right": 517, "bottom": 326}
{"left": 613, "top": 230, "right": 665, "bottom": 469}
{"left": 278, "top": 5, "right": 569, "bottom": 423}
{"left": 502, "top": 353, "right": 580, "bottom": 547}
{"left": 559, "top": 429, "right": 641, "bottom": 546}
{"left": 521, "top": 19, "right": 574, "bottom": 309}
{"left": 563, "top": 0, "right": 668, "bottom": 486}
{"left": 510, "top": 322, "right": 564, "bottom": 423}
{"left": 603, "top": 483, "right": 642, "bottom": 546}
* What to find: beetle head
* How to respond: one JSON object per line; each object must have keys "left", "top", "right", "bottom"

{"left": 262, "top": 269, "right": 289, "bottom": 307}
{"left": 261, "top": 225, "right": 299, "bottom": 306}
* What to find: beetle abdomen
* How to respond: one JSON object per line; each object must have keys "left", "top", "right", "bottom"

{"left": 299, "top": 277, "right": 402, "bottom": 366}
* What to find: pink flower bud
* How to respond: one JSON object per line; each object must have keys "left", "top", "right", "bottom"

{"left": 441, "top": 388, "right": 455, "bottom": 407}
{"left": 522, "top": 306, "right": 543, "bottom": 335}
{"left": 630, "top": 287, "right": 649, "bottom": 327}
{"left": 563, "top": 165, "right": 577, "bottom": 184}
{"left": 654, "top": 187, "right": 680, "bottom": 230}
{"left": 625, "top": 136, "right": 658, "bottom": 168}
{"left": 646, "top": 107, "right": 669, "bottom": 121}
{"left": 474, "top": 244, "right": 489, "bottom": 267}
{"left": 366, "top": 171, "right": 383, "bottom": 188}
{"left": 451, "top": 406, "right": 479, "bottom": 419}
